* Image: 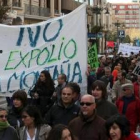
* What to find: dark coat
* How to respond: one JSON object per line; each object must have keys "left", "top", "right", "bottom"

{"left": 0, "top": 126, "right": 19, "bottom": 140}
{"left": 8, "top": 106, "right": 24, "bottom": 129}
{"left": 45, "top": 100, "right": 80, "bottom": 127}
{"left": 30, "top": 82, "right": 55, "bottom": 115}
{"left": 96, "top": 99, "right": 118, "bottom": 120}
{"left": 69, "top": 112, "right": 108, "bottom": 140}
{"left": 100, "top": 75, "right": 114, "bottom": 88}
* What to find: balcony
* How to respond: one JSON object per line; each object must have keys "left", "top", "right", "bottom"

{"left": 25, "top": 4, "right": 50, "bottom": 17}
{"left": 13, "top": 2, "right": 21, "bottom": 7}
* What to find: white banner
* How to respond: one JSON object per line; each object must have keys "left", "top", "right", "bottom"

{"left": 0, "top": 4, "right": 87, "bottom": 96}
{"left": 118, "top": 43, "right": 140, "bottom": 56}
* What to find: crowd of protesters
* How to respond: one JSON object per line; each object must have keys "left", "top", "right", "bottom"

{"left": 0, "top": 51, "right": 140, "bottom": 140}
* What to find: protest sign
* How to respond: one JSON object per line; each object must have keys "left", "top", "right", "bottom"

{"left": 133, "top": 62, "right": 140, "bottom": 76}
{"left": 88, "top": 44, "right": 99, "bottom": 69}
{"left": 118, "top": 43, "right": 140, "bottom": 56}
{"left": 0, "top": 3, "right": 87, "bottom": 96}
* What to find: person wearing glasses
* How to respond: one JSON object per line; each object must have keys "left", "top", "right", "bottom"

{"left": 0, "top": 107, "right": 19, "bottom": 140}
{"left": 19, "top": 105, "right": 51, "bottom": 140}
{"left": 116, "top": 83, "right": 140, "bottom": 132}
{"left": 91, "top": 80, "right": 118, "bottom": 120}
{"left": 69, "top": 94, "right": 108, "bottom": 140}
{"left": 105, "top": 114, "right": 139, "bottom": 140}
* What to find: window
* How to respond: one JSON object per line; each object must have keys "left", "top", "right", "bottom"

{"left": 125, "top": 20, "right": 130, "bottom": 23}
{"left": 113, "top": 5, "right": 116, "bottom": 9}
{"left": 115, "top": 10, "right": 119, "bottom": 14}
{"left": 2, "top": 0, "right": 8, "bottom": 6}
{"left": 47, "top": 0, "right": 50, "bottom": 8}
{"left": 13, "top": 0, "right": 21, "bottom": 7}
{"left": 126, "top": 11, "right": 129, "bottom": 14}
{"left": 120, "top": 5, "right": 125, "bottom": 9}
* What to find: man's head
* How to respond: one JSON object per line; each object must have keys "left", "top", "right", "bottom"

{"left": 87, "top": 64, "right": 91, "bottom": 73}
{"left": 117, "top": 70, "right": 126, "bottom": 81}
{"left": 57, "top": 74, "right": 67, "bottom": 85}
{"left": 100, "top": 56, "right": 106, "bottom": 64}
{"left": 80, "top": 95, "right": 96, "bottom": 117}
{"left": 61, "top": 86, "right": 74, "bottom": 106}
{"left": 66, "top": 82, "right": 81, "bottom": 101}
{"left": 104, "top": 66, "right": 111, "bottom": 77}
{"left": 121, "top": 83, "right": 134, "bottom": 97}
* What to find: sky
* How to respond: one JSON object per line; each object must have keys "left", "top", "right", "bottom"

{"left": 107, "top": 0, "right": 132, "bottom": 3}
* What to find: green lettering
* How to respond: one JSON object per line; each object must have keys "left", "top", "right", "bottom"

{"left": 5, "top": 50, "right": 20, "bottom": 70}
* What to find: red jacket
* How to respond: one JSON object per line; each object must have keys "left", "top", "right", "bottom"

{"left": 109, "top": 131, "right": 140, "bottom": 140}
{"left": 116, "top": 96, "right": 140, "bottom": 132}
{"left": 133, "top": 82, "right": 140, "bottom": 98}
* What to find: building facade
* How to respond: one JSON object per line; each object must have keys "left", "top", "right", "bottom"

{"left": 1, "top": 0, "right": 63, "bottom": 24}
{"left": 112, "top": 3, "right": 140, "bottom": 29}
{"left": 93, "top": 0, "right": 113, "bottom": 53}
{"left": 132, "top": 0, "right": 140, "bottom": 3}
{"left": 1, "top": 0, "right": 84, "bottom": 24}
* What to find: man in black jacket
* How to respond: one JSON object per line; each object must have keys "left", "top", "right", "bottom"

{"left": 100, "top": 66, "right": 113, "bottom": 89}
{"left": 44, "top": 85, "right": 80, "bottom": 127}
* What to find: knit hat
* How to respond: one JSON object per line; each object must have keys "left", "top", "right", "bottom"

{"left": 121, "top": 83, "right": 134, "bottom": 91}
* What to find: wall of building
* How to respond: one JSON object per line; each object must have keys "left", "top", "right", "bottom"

{"left": 112, "top": 3, "right": 140, "bottom": 28}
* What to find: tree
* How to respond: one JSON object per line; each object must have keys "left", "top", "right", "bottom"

{"left": 91, "top": 25, "right": 103, "bottom": 34}
{"left": 123, "top": 35, "right": 131, "bottom": 43}
{"left": 125, "top": 28, "right": 140, "bottom": 42}
{"left": 106, "top": 31, "right": 117, "bottom": 42}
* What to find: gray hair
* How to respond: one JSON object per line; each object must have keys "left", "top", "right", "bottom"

{"left": 81, "top": 94, "right": 95, "bottom": 103}
{"left": 0, "top": 107, "right": 7, "bottom": 112}
{"left": 104, "top": 66, "right": 111, "bottom": 71}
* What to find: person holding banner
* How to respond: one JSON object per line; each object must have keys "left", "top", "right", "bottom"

{"left": 30, "top": 70, "right": 55, "bottom": 116}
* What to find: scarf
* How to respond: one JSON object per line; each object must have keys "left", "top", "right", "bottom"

{"left": 0, "top": 121, "right": 10, "bottom": 131}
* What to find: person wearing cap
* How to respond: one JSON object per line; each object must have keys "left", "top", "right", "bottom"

{"left": 116, "top": 83, "right": 140, "bottom": 132}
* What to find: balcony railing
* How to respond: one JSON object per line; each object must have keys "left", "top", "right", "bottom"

{"left": 25, "top": 4, "right": 50, "bottom": 17}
